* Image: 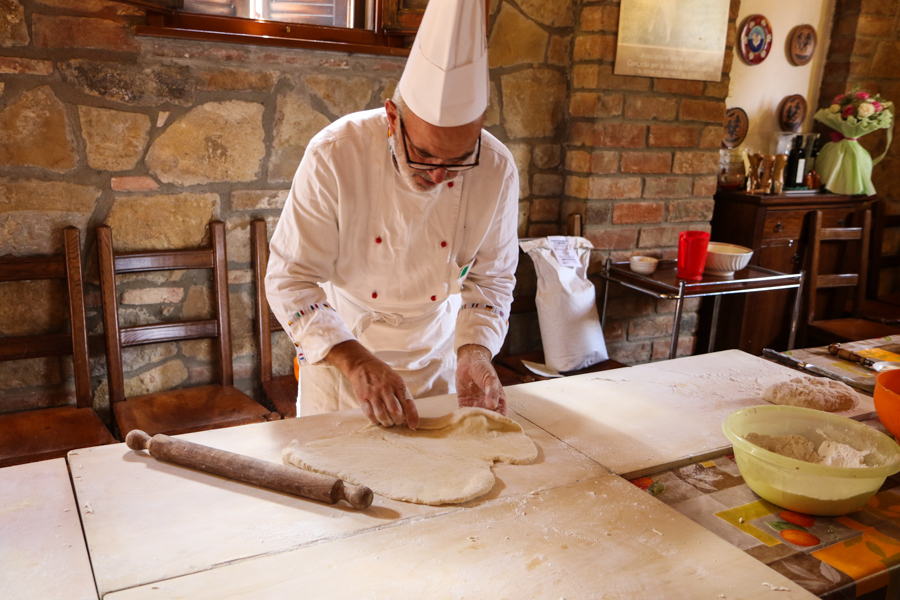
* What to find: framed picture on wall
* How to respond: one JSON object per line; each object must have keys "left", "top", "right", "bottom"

{"left": 788, "top": 24, "right": 817, "bottom": 66}
{"left": 739, "top": 15, "right": 773, "bottom": 65}
{"left": 614, "top": 0, "right": 730, "bottom": 82}
{"left": 779, "top": 95, "right": 807, "bottom": 131}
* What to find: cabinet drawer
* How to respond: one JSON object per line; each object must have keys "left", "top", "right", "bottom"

{"left": 763, "top": 211, "right": 805, "bottom": 239}
{"left": 762, "top": 207, "right": 858, "bottom": 240}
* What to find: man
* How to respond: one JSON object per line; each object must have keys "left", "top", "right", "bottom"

{"left": 266, "top": 0, "right": 518, "bottom": 429}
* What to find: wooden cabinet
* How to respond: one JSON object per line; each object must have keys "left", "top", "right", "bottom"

{"left": 702, "top": 191, "right": 868, "bottom": 355}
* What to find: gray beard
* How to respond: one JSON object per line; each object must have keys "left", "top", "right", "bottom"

{"left": 390, "top": 139, "right": 438, "bottom": 194}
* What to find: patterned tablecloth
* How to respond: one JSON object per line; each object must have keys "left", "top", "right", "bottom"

{"left": 629, "top": 420, "right": 900, "bottom": 600}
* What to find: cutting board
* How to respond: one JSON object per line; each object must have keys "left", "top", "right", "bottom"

{"left": 71, "top": 396, "right": 609, "bottom": 596}
{"left": 0, "top": 458, "right": 98, "bottom": 600}
{"left": 105, "top": 476, "right": 817, "bottom": 600}
{"left": 508, "top": 350, "right": 875, "bottom": 478}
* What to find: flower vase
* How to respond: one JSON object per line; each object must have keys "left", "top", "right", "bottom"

{"left": 816, "top": 133, "right": 877, "bottom": 196}
{"left": 813, "top": 89, "right": 894, "bottom": 196}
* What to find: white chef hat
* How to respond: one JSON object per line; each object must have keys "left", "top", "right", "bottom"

{"left": 398, "top": 0, "right": 489, "bottom": 127}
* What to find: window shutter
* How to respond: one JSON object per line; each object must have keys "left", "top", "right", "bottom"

{"left": 110, "top": 0, "right": 184, "bottom": 10}
{"left": 183, "top": 0, "right": 234, "bottom": 16}
{"left": 268, "top": 1, "right": 335, "bottom": 27}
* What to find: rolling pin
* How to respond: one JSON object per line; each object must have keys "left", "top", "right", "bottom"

{"left": 125, "top": 430, "right": 373, "bottom": 510}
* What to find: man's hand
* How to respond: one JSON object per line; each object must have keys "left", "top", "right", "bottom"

{"left": 455, "top": 344, "right": 507, "bottom": 416}
{"left": 326, "top": 341, "right": 418, "bottom": 428}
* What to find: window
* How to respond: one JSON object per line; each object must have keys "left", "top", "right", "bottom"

{"left": 115, "top": 0, "right": 434, "bottom": 56}
{"left": 182, "top": 0, "right": 362, "bottom": 29}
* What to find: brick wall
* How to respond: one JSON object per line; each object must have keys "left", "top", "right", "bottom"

{"left": 556, "top": 0, "right": 739, "bottom": 364}
{"left": 819, "top": 0, "right": 900, "bottom": 295}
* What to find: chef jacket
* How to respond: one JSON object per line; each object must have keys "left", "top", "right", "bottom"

{"left": 266, "top": 108, "right": 519, "bottom": 413}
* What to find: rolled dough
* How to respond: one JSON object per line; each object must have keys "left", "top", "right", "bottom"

{"left": 282, "top": 407, "right": 538, "bottom": 505}
{"left": 762, "top": 376, "right": 858, "bottom": 412}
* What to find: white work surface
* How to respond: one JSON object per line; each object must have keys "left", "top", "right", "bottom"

{"left": 508, "top": 350, "right": 875, "bottom": 478}
{"left": 107, "top": 477, "right": 816, "bottom": 600}
{"left": 0, "top": 458, "right": 98, "bottom": 600}
{"left": 70, "top": 395, "right": 610, "bottom": 597}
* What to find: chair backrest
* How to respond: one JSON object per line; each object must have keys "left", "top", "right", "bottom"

{"left": 97, "top": 221, "right": 234, "bottom": 405}
{"left": 0, "top": 227, "right": 92, "bottom": 408}
{"left": 251, "top": 219, "right": 286, "bottom": 384}
{"left": 869, "top": 199, "right": 900, "bottom": 298}
{"left": 806, "top": 209, "right": 871, "bottom": 324}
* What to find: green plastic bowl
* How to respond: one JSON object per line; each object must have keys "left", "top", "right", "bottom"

{"left": 722, "top": 405, "right": 900, "bottom": 516}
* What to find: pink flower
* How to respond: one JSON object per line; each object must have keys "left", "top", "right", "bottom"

{"left": 856, "top": 91, "right": 870, "bottom": 99}
{"left": 842, "top": 105, "right": 855, "bottom": 118}
{"left": 834, "top": 94, "right": 846, "bottom": 103}
{"left": 873, "top": 101, "right": 883, "bottom": 112}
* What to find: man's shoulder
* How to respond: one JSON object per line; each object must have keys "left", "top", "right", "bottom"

{"left": 308, "top": 109, "right": 387, "bottom": 153}
{"left": 478, "top": 130, "right": 517, "bottom": 177}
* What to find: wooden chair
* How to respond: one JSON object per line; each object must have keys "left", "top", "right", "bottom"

{"left": 0, "top": 227, "right": 115, "bottom": 467}
{"left": 98, "top": 221, "right": 275, "bottom": 437}
{"left": 252, "top": 219, "right": 298, "bottom": 418}
{"left": 865, "top": 199, "right": 900, "bottom": 314}
{"left": 494, "top": 214, "right": 627, "bottom": 383}
{"left": 803, "top": 209, "right": 900, "bottom": 346}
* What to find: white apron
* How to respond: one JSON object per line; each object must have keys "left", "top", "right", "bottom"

{"left": 299, "top": 291, "right": 463, "bottom": 415}
{"left": 299, "top": 170, "right": 469, "bottom": 416}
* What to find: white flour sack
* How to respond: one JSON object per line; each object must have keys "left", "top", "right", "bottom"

{"left": 519, "top": 237, "right": 608, "bottom": 372}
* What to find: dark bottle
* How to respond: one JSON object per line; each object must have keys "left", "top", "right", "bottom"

{"left": 806, "top": 139, "right": 820, "bottom": 175}
{"left": 793, "top": 136, "right": 807, "bottom": 186}
{"left": 784, "top": 135, "right": 805, "bottom": 189}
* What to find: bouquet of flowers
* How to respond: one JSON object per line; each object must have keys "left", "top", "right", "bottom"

{"left": 813, "top": 86, "right": 893, "bottom": 195}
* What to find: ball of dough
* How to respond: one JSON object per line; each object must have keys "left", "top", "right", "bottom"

{"left": 763, "top": 377, "right": 858, "bottom": 412}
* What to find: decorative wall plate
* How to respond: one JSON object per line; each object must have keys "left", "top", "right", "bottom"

{"left": 779, "top": 95, "right": 807, "bottom": 132}
{"left": 739, "top": 14, "right": 773, "bottom": 65}
{"left": 788, "top": 24, "right": 817, "bottom": 66}
{"left": 723, "top": 107, "right": 749, "bottom": 148}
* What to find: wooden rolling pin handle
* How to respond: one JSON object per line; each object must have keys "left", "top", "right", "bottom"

{"left": 340, "top": 483, "right": 374, "bottom": 511}
{"left": 828, "top": 343, "right": 875, "bottom": 367}
{"left": 125, "top": 430, "right": 373, "bottom": 510}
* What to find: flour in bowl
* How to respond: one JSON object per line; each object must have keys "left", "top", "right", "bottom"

{"left": 745, "top": 432, "right": 869, "bottom": 468}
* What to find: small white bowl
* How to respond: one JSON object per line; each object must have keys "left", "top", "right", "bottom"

{"left": 629, "top": 255, "right": 658, "bottom": 275}
{"left": 705, "top": 242, "right": 753, "bottom": 276}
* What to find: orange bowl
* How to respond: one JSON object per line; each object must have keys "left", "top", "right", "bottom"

{"left": 874, "top": 369, "right": 900, "bottom": 439}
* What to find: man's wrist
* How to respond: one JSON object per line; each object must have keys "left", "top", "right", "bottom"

{"left": 327, "top": 340, "right": 376, "bottom": 379}
{"left": 458, "top": 343, "right": 491, "bottom": 361}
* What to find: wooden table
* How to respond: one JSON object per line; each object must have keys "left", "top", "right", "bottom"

{"left": 600, "top": 259, "right": 804, "bottom": 358}
{"left": 3, "top": 351, "right": 889, "bottom": 599}
{"left": 0, "top": 458, "right": 98, "bottom": 600}
{"left": 508, "top": 350, "right": 874, "bottom": 478}
{"left": 70, "top": 396, "right": 611, "bottom": 597}
{"left": 105, "top": 477, "right": 815, "bottom": 600}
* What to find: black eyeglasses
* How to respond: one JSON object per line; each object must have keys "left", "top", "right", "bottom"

{"left": 397, "top": 115, "right": 481, "bottom": 172}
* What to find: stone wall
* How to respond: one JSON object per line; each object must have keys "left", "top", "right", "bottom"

{"left": 819, "top": 0, "right": 900, "bottom": 295}
{"left": 0, "top": 0, "right": 403, "bottom": 420}
{"left": 0, "top": 0, "right": 574, "bottom": 419}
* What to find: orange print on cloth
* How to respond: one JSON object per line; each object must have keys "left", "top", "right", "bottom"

{"left": 865, "top": 490, "right": 900, "bottom": 521}
{"left": 813, "top": 516, "right": 900, "bottom": 596}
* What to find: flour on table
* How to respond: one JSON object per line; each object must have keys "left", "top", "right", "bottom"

{"left": 762, "top": 377, "right": 858, "bottom": 412}
{"left": 282, "top": 407, "right": 538, "bottom": 505}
